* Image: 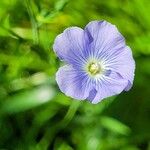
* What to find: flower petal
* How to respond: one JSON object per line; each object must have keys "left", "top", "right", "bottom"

{"left": 84, "top": 20, "right": 126, "bottom": 58}
{"left": 56, "top": 65, "right": 91, "bottom": 100}
{"left": 103, "top": 46, "right": 135, "bottom": 91}
{"left": 87, "top": 89, "right": 97, "bottom": 102}
{"left": 53, "top": 27, "right": 89, "bottom": 68}
{"left": 85, "top": 21, "right": 135, "bottom": 91}
{"left": 88, "top": 72, "right": 128, "bottom": 104}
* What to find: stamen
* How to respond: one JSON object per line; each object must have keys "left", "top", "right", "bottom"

{"left": 88, "top": 62, "right": 101, "bottom": 75}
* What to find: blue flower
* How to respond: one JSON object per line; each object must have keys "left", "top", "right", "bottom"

{"left": 53, "top": 20, "right": 135, "bottom": 104}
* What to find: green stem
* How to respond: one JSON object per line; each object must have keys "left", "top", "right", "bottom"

{"left": 25, "top": 0, "right": 39, "bottom": 44}
{"left": 36, "top": 100, "right": 81, "bottom": 149}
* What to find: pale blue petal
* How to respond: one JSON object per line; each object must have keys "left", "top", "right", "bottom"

{"left": 88, "top": 72, "right": 128, "bottom": 104}
{"left": 53, "top": 27, "right": 89, "bottom": 69}
{"left": 84, "top": 20, "right": 126, "bottom": 58}
{"left": 103, "top": 46, "right": 135, "bottom": 91}
{"left": 56, "top": 65, "right": 92, "bottom": 100}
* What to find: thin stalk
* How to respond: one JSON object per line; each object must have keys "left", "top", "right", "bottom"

{"left": 25, "top": 0, "right": 39, "bottom": 44}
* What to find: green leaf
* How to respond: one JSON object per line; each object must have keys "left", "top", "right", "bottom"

{"left": 0, "top": 85, "right": 55, "bottom": 114}
{"left": 100, "top": 116, "right": 131, "bottom": 135}
{"left": 54, "top": 0, "right": 70, "bottom": 11}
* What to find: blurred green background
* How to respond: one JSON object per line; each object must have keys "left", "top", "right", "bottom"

{"left": 0, "top": 0, "right": 150, "bottom": 149}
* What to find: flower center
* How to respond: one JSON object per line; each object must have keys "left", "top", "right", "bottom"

{"left": 88, "top": 62, "right": 101, "bottom": 75}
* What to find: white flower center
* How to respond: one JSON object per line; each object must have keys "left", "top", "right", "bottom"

{"left": 84, "top": 58, "right": 106, "bottom": 79}
{"left": 88, "top": 62, "right": 101, "bottom": 75}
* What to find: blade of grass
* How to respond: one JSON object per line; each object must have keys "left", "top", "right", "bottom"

{"left": 25, "top": 0, "right": 39, "bottom": 44}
